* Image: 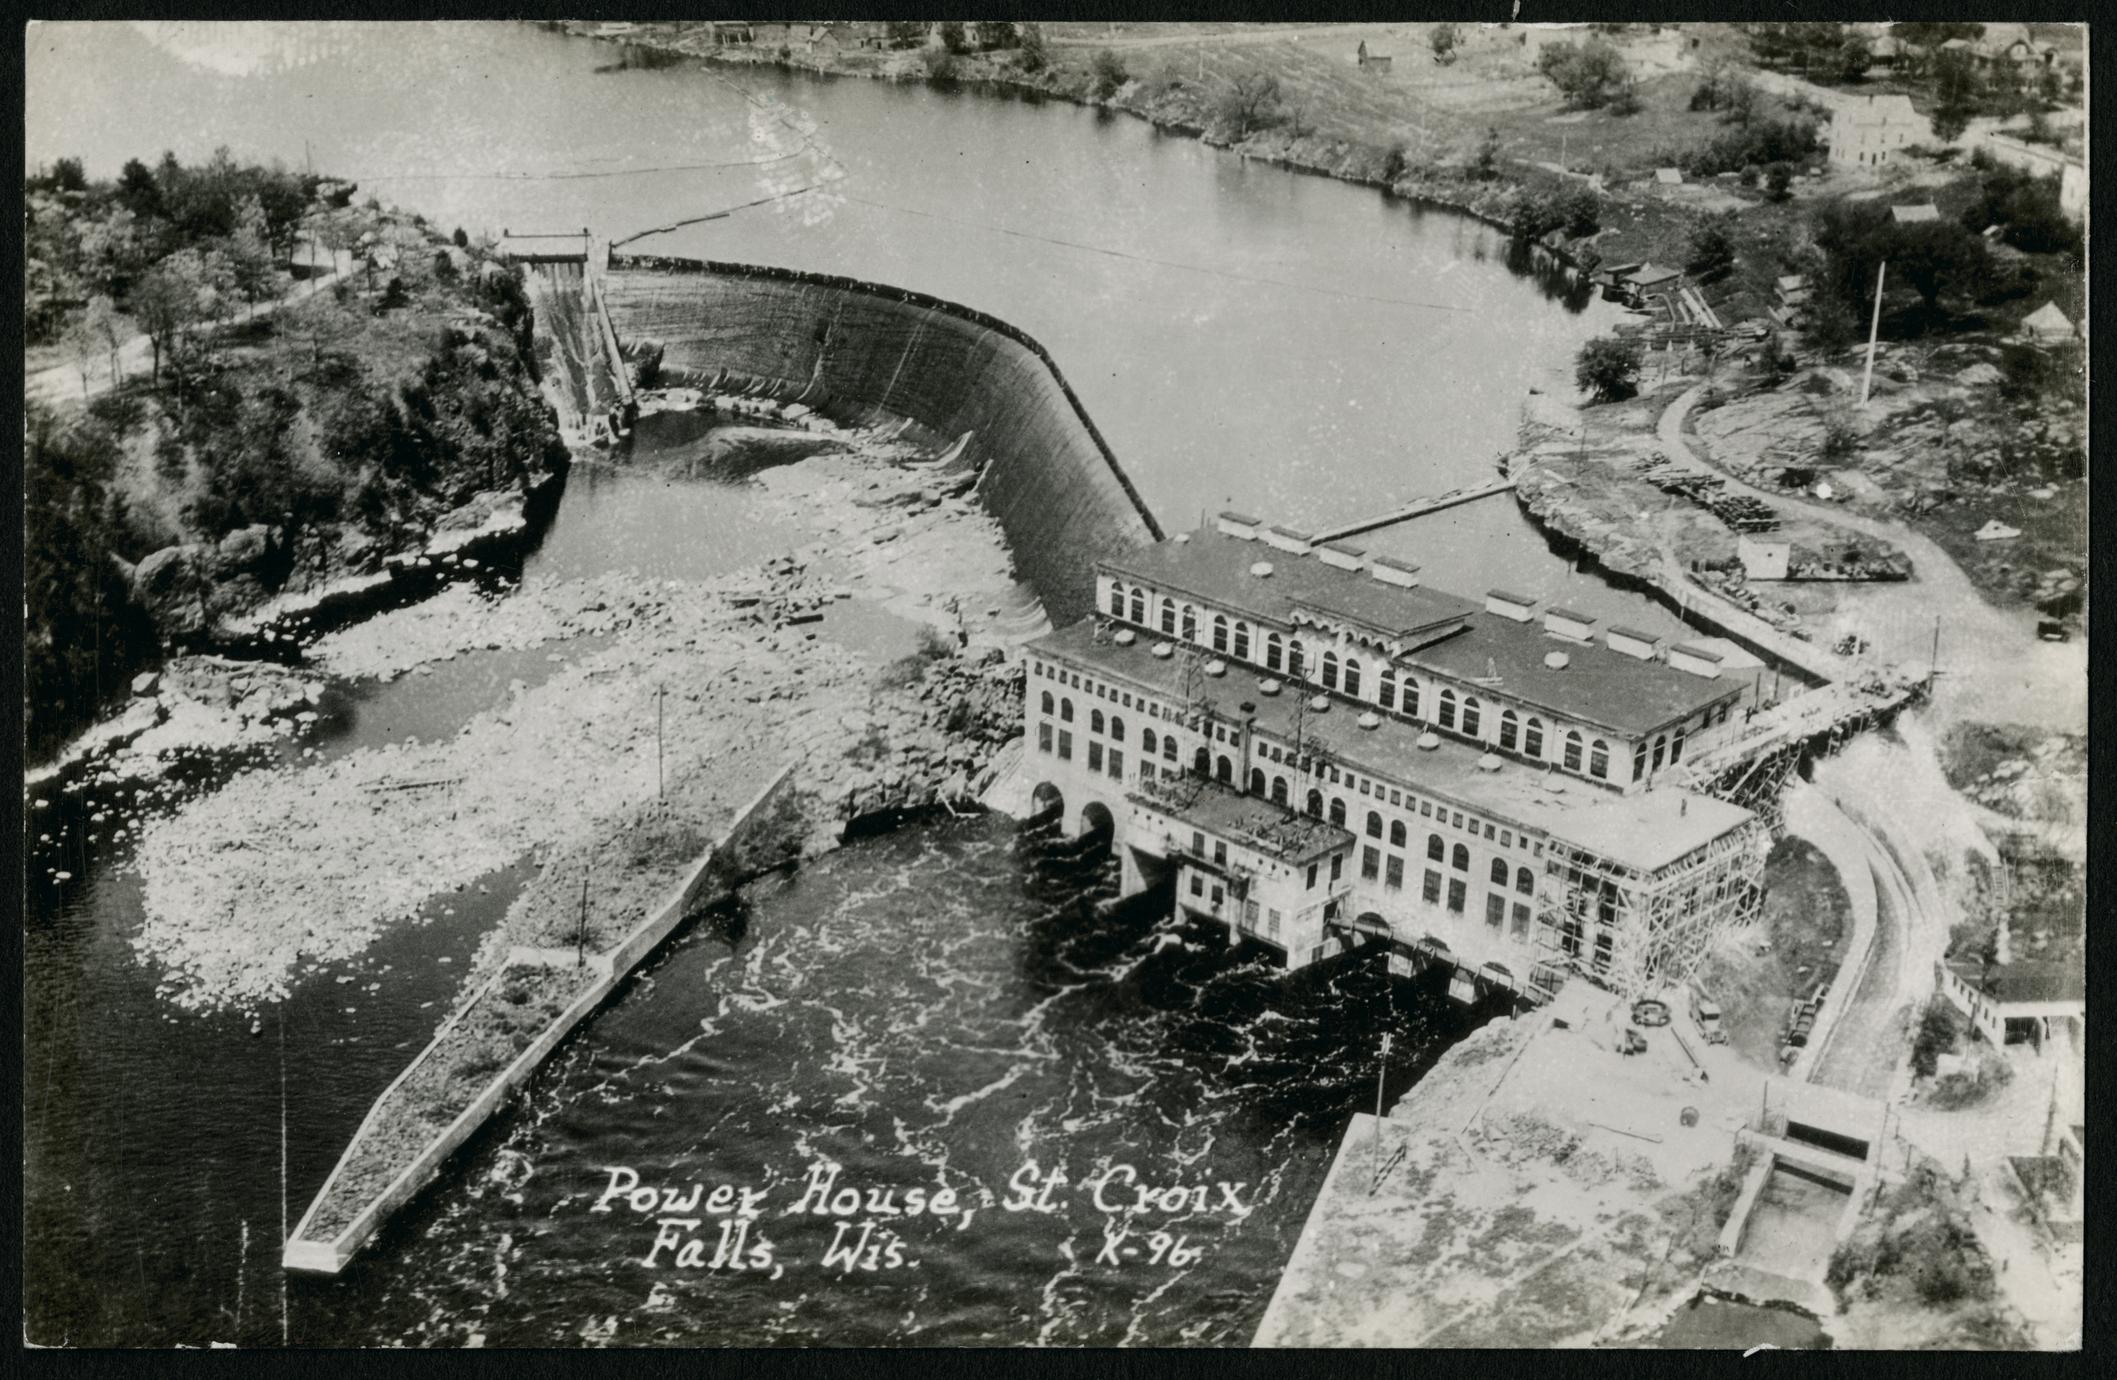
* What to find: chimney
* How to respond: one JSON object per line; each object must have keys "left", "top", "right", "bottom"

{"left": 1542, "top": 607, "right": 1595, "bottom": 642}
{"left": 1370, "top": 555, "right": 1421, "bottom": 589}
{"left": 1261, "top": 524, "right": 1314, "bottom": 555}
{"left": 1484, "top": 589, "right": 1536, "bottom": 622}
{"left": 1317, "top": 540, "right": 1365, "bottom": 572}
{"left": 1216, "top": 511, "right": 1262, "bottom": 541}
{"left": 1668, "top": 641, "right": 1726, "bottom": 679}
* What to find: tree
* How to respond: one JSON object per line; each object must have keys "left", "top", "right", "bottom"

{"left": 452, "top": 226, "right": 470, "bottom": 249}
{"left": 1473, "top": 126, "right": 1502, "bottom": 180}
{"left": 1537, "top": 39, "right": 1631, "bottom": 110}
{"left": 1017, "top": 24, "right": 1047, "bottom": 72}
{"left": 1687, "top": 222, "right": 1736, "bottom": 279}
{"left": 1213, "top": 73, "right": 1283, "bottom": 140}
{"left": 1558, "top": 187, "right": 1601, "bottom": 238}
{"left": 131, "top": 252, "right": 204, "bottom": 383}
{"left": 937, "top": 22, "right": 968, "bottom": 55}
{"left": 1723, "top": 77, "right": 1760, "bottom": 126}
{"left": 1835, "top": 36, "right": 1874, "bottom": 84}
{"left": 885, "top": 21, "right": 927, "bottom": 49}
{"left": 1930, "top": 48, "right": 1982, "bottom": 142}
{"left": 116, "top": 157, "right": 162, "bottom": 218}
{"left": 1090, "top": 48, "right": 1128, "bottom": 99}
{"left": 1764, "top": 163, "right": 1794, "bottom": 201}
{"left": 1430, "top": 23, "right": 1460, "bottom": 64}
{"left": 1576, "top": 335, "right": 1642, "bottom": 401}
{"left": 971, "top": 21, "right": 1016, "bottom": 52}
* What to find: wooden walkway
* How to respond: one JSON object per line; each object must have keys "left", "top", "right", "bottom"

{"left": 1311, "top": 478, "right": 1515, "bottom": 544}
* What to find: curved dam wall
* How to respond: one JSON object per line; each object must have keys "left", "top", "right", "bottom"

{"left": 601, "top": 256, "right": 1163, "bottom": 626}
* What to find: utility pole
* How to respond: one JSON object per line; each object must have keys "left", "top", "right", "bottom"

{"left": 1860, "top": 259, "right": 1887, "bottom": 408}
{"left": 656, "top": 684, "right": 666, "bottom": 803}
{"left": 1930, "top": 614, "right": 1941, "bottom": 685}
{"left": 1370, "top": 1031, "right": 1393, "bottom": 1193}
{"left": 577, "top": 867, "right": 590, "bottom": 969}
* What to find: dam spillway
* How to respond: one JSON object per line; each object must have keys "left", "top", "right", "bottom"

{"left": 599, "top": 255, "right": 1163, "bottom": 627}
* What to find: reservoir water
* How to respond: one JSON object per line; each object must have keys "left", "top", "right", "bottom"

{"left": 27, "top": 22, "right": 1692, "bottom": 1346}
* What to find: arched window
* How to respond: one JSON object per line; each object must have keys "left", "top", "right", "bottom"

{"left": 1233, "top": 623, "right": 1251, "bottom": 660}
{"left": 1142, "top": 728, "right": 1158, "bottom": 756}
{"left": 1329, "top": 798, "right": 1347, "bottom": 827}
{"left": 1633, "top": 740, "right": 1649, "bottom": 780}
{"left": 1128, "top": 587, "right": 1145, "bottom": 624}
{"left": 1403, "top": 677, "right": 1421, "bottom": 719}
{"left": 1671, "top": 726, "right": 1686, "bottom": 763}
{"left": 1322, "top": 651, "right": 1340, "bottom": 691}
{"left": 1524, "top": 717, "right": 1545, "bottom": 757}
{"left": 1389, "top": 821, "right": 1407, "bottom": 848}
{"left": 1162, "top": 736, "right": 1178, "bottom": 763}
{"left": 1563, "top": 730, "right": 1583, "bottom": 772}
{"left": 1217, "top": 756, "right": 1233, "bottom": 784}
{"left": 1181, "top": 605, "right": 1197, "bottom": 642}
{"left": 1249, "top": 767, "right": 1266, "bottom": 795}
{"left": 1041, "top": 691, "right": 1054, "bottom": 715}
{"left": 1194, "top": 747, "right": 1210, "bottom": 776}
{"left": 1344, "top": 658, "right": 1363, "bottom": 698}
{"left": 1108, "top": 581, "right": 1125, "bottom": 616}
{"left": 1288, "top": 641, "right": 1306, "bottom": 681}
{"left": 1516, "top": 867, "right": 1534, "bottom": 895}
{"left": 1451, "top": 843, "right": 1469, "bottom": 872}
{"left": 1500, "top": 709, "right": 1519, "bottom": 752}
{"left": 1438, "top": 689, "right": 1458, "bottom": 731}
{"left": 1272, "top": 776, "right": 1289, "bottom": 806}
{"left": 1589, "top": 738, "right": 1609, "bottom": 779}
{"left": 1306, "top": 789, "right": 1325, "bottom": 819}
{"left": 1160, "top": 600, "right": 1176, "bottom": 635}
{"left": 1427, "top": 834, "right": 1445, "bottom": 862}
{"left": 1266, "top": 632, "right": 1284, "bottom": 672}
{"left": 1491, "top": 858, "right": 1509, "bottom": 886}
{"left": 1212, "top": 614, "right": 1229, "bottom": 654}
{"left": 1652, "top": 734, "right": 1668, "bottom": 770}
{"left": 1060, "top": 698, "right": 1074, "bottom": 723}
{"left": 1111, "top": 716, "right": 1126, "bottom": 744}
{"left": 1366, "top": 811, "right": 1383, "bottom": 838}
{"left": 1462, "top": 697, "right": 1481, "bottom": 738}
{"left": 1378, "top": 668, "right": 1396, "bottom": 712}
{"left": 1091, "top": 709, "right": 1105, "bottom": 735}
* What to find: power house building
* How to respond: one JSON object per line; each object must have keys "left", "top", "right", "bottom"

{"left": 1021, "top": 517, "right": 1772, "bottom": 1004}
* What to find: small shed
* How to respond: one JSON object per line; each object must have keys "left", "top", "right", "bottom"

{"left": 1890, "top": 203, "right": 1942, "bottom": 225}
{"left": 1355, "top": 41, "right": 1393, "bottom": 72}
{"left": 2022, "top": 301, "right": 2076, "bottom": 344}
{"left": 1626, "top": 263, "right": 1684, "bottom": 294}
{"left": 1654, "top": 167, "right": 1684, "bottom": 186}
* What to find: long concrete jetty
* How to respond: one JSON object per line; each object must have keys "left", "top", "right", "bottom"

{"left": 282, "top": 765, "right": 794, "bottom": 1274}
{"left": 1310, "top": 478, "right": 1515, "bottom": 544}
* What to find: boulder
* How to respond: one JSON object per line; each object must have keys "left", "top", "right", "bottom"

{"left": 132, "top": 545, "right": 211, "bottom": 637}
{"left": 215, "top": 524, "right": 275, "bottom": 573}
{"left": 131, "top": 670, "right": 161, "bottom": 697}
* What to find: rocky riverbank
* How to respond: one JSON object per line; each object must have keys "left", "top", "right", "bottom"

{"left": 124, "top": 403, "right": 1039, "bottom": 1013}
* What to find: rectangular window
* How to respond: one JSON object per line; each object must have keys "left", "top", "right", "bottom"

{"left": 1192, "top": 830, "right": 1205, "bottom": 856}
{"left": 1189, "top": 873, "right": 1203, "bottom": 897}
{"left": 1140, "top": 761, "right": 1157, "bottom": 783}
{"left": 1243, "top": 899, "right": 1259, "bottom": 927}
{"left": 1511, "top": 903, "right": 1532, "bottom": 937}
{"left": 1385, "top": 856, "right": 1405, "bottom": 890}
{"left": 1423, "top": 870, "right": 1442, "bottom": 904}
{"left": 1038, "top": 723, "right": 1053, "bottom": 754}
{"left": 1088, "top": 742, "right": 1103, "bottom": 772}
{"left": 1330, "top": 853, "right": 1344, "bottom": 883}
{"left": 1501, "top": 830, "right": 1512, "bottom": 848}
{"left": 1389, "top": 788, "right": 1400, "bottom": 806}
{"left": 1485, "top": 893, "right": 1506, "bottom": 929}
{"left": 1057, "top": 731, "right": 1073, "bottom": 761}
{"left": 1484, "top": 823, "right": 1496, "bottom": 841}
{"left": 1421, "top": 801, "right": 1432, "bottom": 818}
{"left": 1108, "top": 749, "right": 1124, "bottom": 781}
{"left": 1447, "top": 879, "right": 1467, "bottom": 914}
{"left": 1268, "top": 909, "right": 1282, "bottom": 938}
{"left": 1361, "top": 846, "right": 1380, "bottom": 881}
{"left": 1452, "top": 811, "right": 1464, "bottom": 829}
{"left": 1213, "top": 841, "right": 1228, "bottom": 867}
{"left": 1211, "top": 886, "right": 1223, "bottom": 909}
{"left": 1307, "top": 863, "right": 1320, "bottom": 890}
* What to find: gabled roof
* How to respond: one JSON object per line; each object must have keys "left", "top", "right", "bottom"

{"left": 1891, "top": 204, "right": 1942, "bottom": 224}
{"left": 2023, "top": 301, "right": 2075, "bottom": 332}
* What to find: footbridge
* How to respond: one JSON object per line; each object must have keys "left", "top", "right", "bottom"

{"left": 499, "top": 230, "right": 635, "bottom": 447}
{"left": 1310, "top": 478, "right": 1515, "bottom": 544}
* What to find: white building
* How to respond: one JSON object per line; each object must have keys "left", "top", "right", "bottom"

{"left": 1021, "top": 520, "right": 1771, "bottom": 1002}
{"left": 1829, "top": 93, "right": 1923, "bottom": 168}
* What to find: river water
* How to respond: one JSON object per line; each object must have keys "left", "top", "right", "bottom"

{"left": 27, "top": 22, "right": 1699, "bottom": 1347}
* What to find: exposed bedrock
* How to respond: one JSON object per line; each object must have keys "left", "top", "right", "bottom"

{"left": 601, "top": 257, "right": 1162, "bottom": 625}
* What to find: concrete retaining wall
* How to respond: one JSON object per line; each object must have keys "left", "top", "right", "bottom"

{"left": 600, "top": 256, "right": 1162, "bottom": 626}
{"left": 283, "top": 765, "right": 795, "bottom": 1273}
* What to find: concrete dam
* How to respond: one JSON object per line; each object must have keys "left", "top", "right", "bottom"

{"left": 600, "top": 254, "right": 1164, "bottom": 626}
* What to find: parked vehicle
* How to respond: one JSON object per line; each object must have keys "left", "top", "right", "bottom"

{"left": 1690, "top": 988, "right": 1728, "bottom": 1045}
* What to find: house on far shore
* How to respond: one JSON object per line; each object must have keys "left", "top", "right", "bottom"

{"left": 1355, "top": 40, "right": 1393, "bottom": 72}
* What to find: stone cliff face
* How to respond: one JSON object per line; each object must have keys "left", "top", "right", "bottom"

{"left": 601, "top": 258, "right": 1162, "bottom": 626}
